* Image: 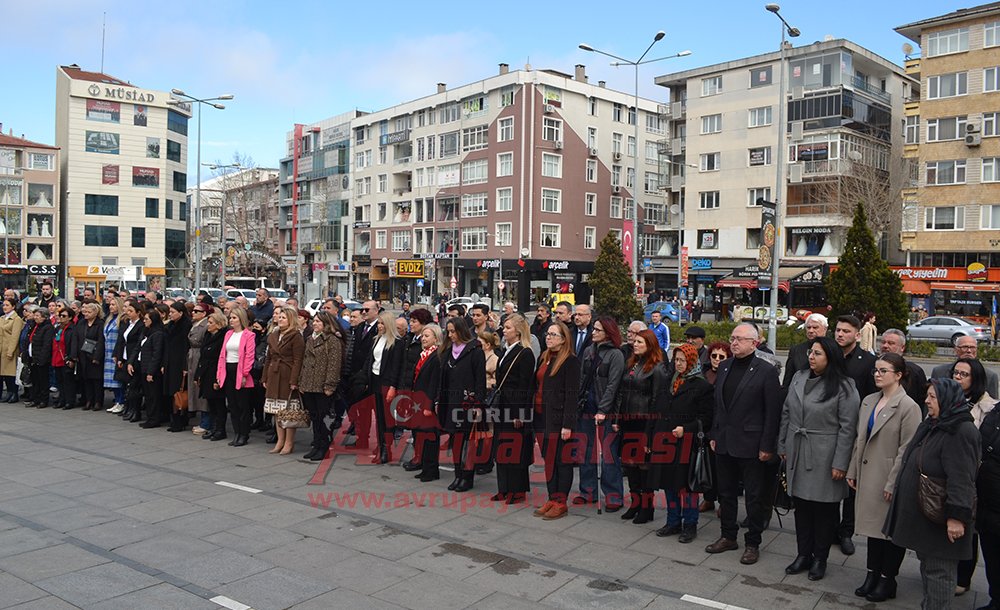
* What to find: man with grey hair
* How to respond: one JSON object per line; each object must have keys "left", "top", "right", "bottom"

{"left": 880, "top": 328, "right": 928, "bottom": 410}
{"left": 931, "top": 335, "right": 999, "bottom": 398}
{"left": 782, "top": 312, "right": 829, "bottom": 389}
{"left": 621, "top": 320, "right": 648, "bottom": 360}
{"left": 234, "top": 296, "right": 250, "bottom": 311}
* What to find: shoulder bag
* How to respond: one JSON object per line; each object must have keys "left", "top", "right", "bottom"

{"left": 917, "top": 442, "right": 949, "bottom": 524}
{"left": 687, "top": 420, "right": 713, "bottom": 493}
{"left": 485, "top": 348, "right": 523, "bottom": 408}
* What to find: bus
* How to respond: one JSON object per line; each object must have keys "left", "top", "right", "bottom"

{"left": 225, "top": 277, "right": 267, "bottom": 290}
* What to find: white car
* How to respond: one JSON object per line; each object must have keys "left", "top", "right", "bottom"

{"left": 196, "top": 287, "right": 225, "bottom": 301}
{"left": 226, "top": 289, "right": 257, "bottom": 300}
{"left": 304, "top": 298, "right": 361, "bottom": 316}
{"left": 446, "top": 296, "right": 492, "bottom": 310}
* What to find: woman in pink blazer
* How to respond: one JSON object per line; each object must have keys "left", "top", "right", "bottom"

{"left": 216, "top": 308, "right": 256, "bottom": 446}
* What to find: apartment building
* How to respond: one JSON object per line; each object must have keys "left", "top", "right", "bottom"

{"left": 56, "top": 64, "right": 191, "bottom": 293}
{"left": 655, "top": 39, "right": 913, "bottom": 315}
{"left": 347, "top": 63, "right": 665, "bottom": 310}
{"left": 0, "top": 131, "right": 62, "bottom": 293}
{"left": 896, "top": 3, "right": 1000, "bottom": 317}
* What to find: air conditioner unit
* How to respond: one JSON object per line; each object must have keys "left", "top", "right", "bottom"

{"left": 790, "top": 122, "right": 804, "bottom": 141}
{"left": 544, "top": 104, "right": 556, "bottom": 114}
{"left": 966, "top": 122, "right": 981, "bottom": 134}
{"left": 791, "top": 86, "right": 804, "bottom": 100}
{"left": 588, "top": 147, "right": 599, "bottom": 157}
{"left": 613, "top": 152, "right": 623, "bottom": 161}
{"left": 554, "top": 140, "right": 563, "bottom": 150}
{"left": 612, "top": 185, "right": 621, "bottom": 193}
{"left": 789, "top": 164, "right": 803, "bottom": 183}
{"left": 966, "top": 132, "right": 982, "bottom": 146}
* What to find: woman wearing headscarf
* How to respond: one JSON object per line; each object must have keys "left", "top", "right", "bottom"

{"left": 650, "top": 342, "right": 714, "bottom": 543}
{"left": 883, "top": 378, "right": 981, "bottom": 608}
{"left": 187, "top": 303, "right": 212, "bottom": 434}
{"left": 779, "top": 336, "right": 859, "bottom": 581}
{"left": 846, "top": 352, "right": 922, "bottom": 602}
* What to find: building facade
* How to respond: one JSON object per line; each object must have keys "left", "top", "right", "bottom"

{"left": 897, "top": 3, "right": 1000, "bottom": 317}
{"left": 655, "top": 40, "right": 913, "bottom": 317}
{"left": 0, "top": 132, "right": 62, "bottom": 293}
{"left": 56, "top": 64, "right": 191, "bottom": 294}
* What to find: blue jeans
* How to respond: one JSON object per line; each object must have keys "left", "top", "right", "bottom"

{"left": 113, "top": 386, "right": 126, "bottom": 404}
{"left": 664, "top": 488, "right": 700, "bottom": 527}
{"left": 577, "top": 415, "right": 624, "bottom": 505}
{"left": 200, "top": 412, "right": 212, "bottom": 429}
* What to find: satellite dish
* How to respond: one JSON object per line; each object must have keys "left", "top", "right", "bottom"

{"left": 902, "top": 43, "right": 914, "bottom": 56}
{"left": 669, "top": 204, "right": 680, "bottom": 215}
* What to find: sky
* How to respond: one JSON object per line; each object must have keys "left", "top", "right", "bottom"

{"left": 3, "top": 0, "right": 956, "bottom": 178}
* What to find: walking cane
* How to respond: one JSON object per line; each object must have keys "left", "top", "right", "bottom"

{"left": 595, "top": 418, "right": 603, "bottom": 515}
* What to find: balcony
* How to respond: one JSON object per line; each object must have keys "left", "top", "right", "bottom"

{"left": 850, "top": 76, "right": 891, "bottom": 104}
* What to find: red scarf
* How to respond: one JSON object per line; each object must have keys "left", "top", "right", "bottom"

{"left": 413, "top": 347, "right": 436, "bottom": 382}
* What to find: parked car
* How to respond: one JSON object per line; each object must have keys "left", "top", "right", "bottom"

{"left": 196, "top": 287, "right": 226, "bottom": 301}
{"left": 164, "top": 287, "right": 193, "bottom": 301}
{"left": 268, "top": 288, "right": 290, "bottom": 300}
{"left": 226, "top": 289, "right": 257, "bottom": 301}
{"left": 643, "top": 301, "right": 687, "bottom": 324}
{"left": 446, "top": 296, "right": 492, "bottom": 310}
{"left": 304, "top": 298, "right": 362, "bottom": 316}
{"left": 906, "top": 315, "right": 992, "bottom": 345}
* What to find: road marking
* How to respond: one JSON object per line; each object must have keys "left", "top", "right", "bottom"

{"left": 680, "top": 594, "right": 748, "bottom": 610}
{"left": 211, "top": 595, "right": 252, "bottom": 610}
{"left": 214, "top": 481, "right": 262, "bottom": 494}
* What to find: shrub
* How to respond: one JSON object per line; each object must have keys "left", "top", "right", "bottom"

{"left": 979, "top": 344, "right": 1000, "bottom": 362}
{"left": 906, "top": 340, "right": 939, "bottom": 359}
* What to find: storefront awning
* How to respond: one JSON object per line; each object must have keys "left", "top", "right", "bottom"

{"left": 716, "top": 277, "right": 791, "bottom": 291}
{"left": 900, "top": 279, "right": 930, "bottom": 295}
{"left": 930, "top": 282, "right": 1000, "bottom": 293}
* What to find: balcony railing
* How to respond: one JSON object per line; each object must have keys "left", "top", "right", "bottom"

{"left": 850, "top": 76, "right": 891, "bottom": 103}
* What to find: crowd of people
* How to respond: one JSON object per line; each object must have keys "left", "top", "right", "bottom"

{"left": 1, "top": 284, "right": 998, "bottom": 610}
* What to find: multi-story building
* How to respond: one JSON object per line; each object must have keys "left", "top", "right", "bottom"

{"left": 348, "top": 63, "right": 665, "bottom": 311}
{"left": 279, "top": 111, "right": 361, "bottom": 300}
{"left": 188, "top": 167, "right": 280, "bottom": 286}
{"left": 0, "top": 131, "right": 62, "bottom": 293}
{"left": 655, "top": 40, "right": 913, "bottom": 316}
{"left": 896, "top": 3, "right": 1000, "bottom": 316}
{"left": 56, "top": 64, "right": 191, "bottom": 294}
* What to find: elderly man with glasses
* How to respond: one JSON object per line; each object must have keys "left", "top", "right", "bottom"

{"left": 880, "top": 328, "right": 928, "bottom": 413}
{"left": 930, "top": 336, "right": 999, "bottom": 399}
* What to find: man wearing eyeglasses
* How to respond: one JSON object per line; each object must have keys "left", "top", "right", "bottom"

{"left": 931, "top": 336, "right": 999, "bottom": 398}
{"left": 621, "top": 321, "right": 647, "bottom": 361}
{"left": 880, "top": 328, "right": 928, "bottom": 413}
{"left": 705, "top": 323, "right": 781, "bottom": 565}
{"left": 348, "top": 301, "right": 380, "bottom": 391}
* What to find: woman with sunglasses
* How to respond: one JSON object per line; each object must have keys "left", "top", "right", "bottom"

{"left": 697, "top": 342, "right": 732, "bottom": 514}
{"left": 52, "top": 307, "right": 76, "bottom": 409}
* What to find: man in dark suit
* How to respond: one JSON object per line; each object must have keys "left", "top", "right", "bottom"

{"left": 705, "top": 323, "right": 781, "bottom": 566}
{"left": 350, "top": 301, "right": 380, "bottom": 384}
{"left": 930, "top": 335, "right": 1000, "bottom": 398}
{"left": 569, "top": 304, "right": 593, "bottom": 357}
{"left": 879, "top": 328, "right": 927, "bottom": 413}
{"left": 782, "top": 313, "right": 828, "bottom": 390}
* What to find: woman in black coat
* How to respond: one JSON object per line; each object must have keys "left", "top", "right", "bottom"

{"left": 28, "top": 309, "right": 54, "bottom": 408}
{"left": 438, "top": 316, "right": 486, "bottom": 492}
{"left": 491, "top": 314, "right": 537, "bottom": 503}
{"left": 410, "top": 323, "right": 443, "bottom": 482}
{"left": 396, "top": 308, "right": 434, "bottom": 471}
{"left": 73, "top": 302, "right": 106, "bottom": 411}
{"left": 650, "top": 343, "right": 714, "bottom": 543}
{"left": 114, "top": 300, "right": 144, "bottom": 421}
{"left": 162, "top": 302, "right": 191, "bottom": 432}
{"left": 976, "top": 405, "right": 1000, "bottom": 610}
{"left": 883, "top": 378, "right": 981, "bottom": 607}
{"left": 134, "top": 309, "right": 166, "bottom": 428}
{"left": 356, "top": 311, "right": 404, "bottom": 464}
{"left": 196, "top": 312, "right": 227, "bottom": 441}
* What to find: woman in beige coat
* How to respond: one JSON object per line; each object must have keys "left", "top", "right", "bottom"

{"left": 0, "top": 298, "right": 25, "bottom": 401}
{"left": 263, "top": 306, "right": 305, "bottom": 455}
{"left": 846, "top": 352, "right": 922, "bottom": 602}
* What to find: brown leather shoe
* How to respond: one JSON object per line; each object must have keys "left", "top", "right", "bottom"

{"left": 705, "top": 537, "right": 739, "bottom": 554}
{"left": 533, "top": 500, "right": 556, "bottom": 517}
{"left": 542, "top": 503, "right": 568, "bottom": 520}
{"left": 699, "top": 500, "right": 715, "bottom": 513}
{"left": 740, "top": 546, "right": 760, "bottom": 565}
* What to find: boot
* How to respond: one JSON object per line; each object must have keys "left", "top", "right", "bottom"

{"left": 865, "top": 576, "right": 897, "bottom": 602}
{"left": 854, "top": 570, "right": 879, "bottom": 597}
{"left": 678, "top": 524, "right": 698, "bottom": 544}
{"left": 632, "top": 491, "right": 655, "bottom": 524}
{"left": 621, "top": 491, "right": 640, "bottom": 520}
{"left": 7, "top": 390, "right": 18, "bottom": 403}
{"left": 454, "top": 470, "right": 474, "bottom": 492}
{"left": 447, "top": 469, "right": 462, "bottom": 491}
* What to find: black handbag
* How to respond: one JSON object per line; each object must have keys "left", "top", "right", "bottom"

{"left": 687, "top": 420, "right": 713, "bottom": 493}
{"left": 80, "top": 338, "right": 98, "bottom": 356}
{"left": 773, "top": 458, "right": 794, "bottom": 514}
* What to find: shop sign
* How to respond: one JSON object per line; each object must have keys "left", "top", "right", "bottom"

{"left": 477, "top": 259, "right": 501, "bottom": 269}
{"left": 968, "top": 262, "right": 988, "bottom": 283}
{"left": 353, "top": 221, "right": 370, "bottom": 229}
{"left": 894, "top": 267, "right": 949, "bottom": 280}
{"left": 393, "top": 259, "right": 425, "bottom": 278}
{"left": 690, "top": 258, "right": 712, "bottom": 270}
{"left": 379, "top": 130, "right": 410, "bottom": 146}
{"left": 680, "top": 247, "right": 689, "bottom": 287}
{"left": 27, "top": 264, "right": 60, "bottom": 275}
{"left": 542, "top": 260, "right": 570, "bottom": 271}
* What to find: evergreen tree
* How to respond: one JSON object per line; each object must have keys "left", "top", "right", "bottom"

{"left": 824, "top": 203, "right": 909, "bottom": 331}
{"left": 590, "top": 231, "right": 643, "bottom": 326}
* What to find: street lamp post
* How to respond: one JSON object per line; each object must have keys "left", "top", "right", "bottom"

{"left": 764, "top": 3, "right": 799, "bottom": 352}
{"left": 167, "top": 90, "right": 233, "bottom": 289}
{"left": 205, "top": 163, "right": 241, "bottom": 289}
{"left": 580, "top": 35, "right": 691, "bottom": 293}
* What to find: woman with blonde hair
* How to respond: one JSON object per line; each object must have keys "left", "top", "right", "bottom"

{"left": 492, "top": 313, "right": 536, "bottom": 503}
{"left": 0, "top": 297, "right": 25, "bottom": 403}
{"left": 298, "top": 310, "right": 344, "bottom": 461}
{"left": 216, "top": 307, "right": 255, "bottom": 446}
{"left": 412, "top": 323, "right": 444, "bottom": 482}
{"left": 102, "top": 297, "right": 126, "bottom": 413}
{"left": 74, "top": 302, "right": 106, "bottom": 411}
{"left": 264, "top": 306, "right": 306, "bottom": 455}
{"left": 361, "top": 311, "right": 403, "bottom": 464}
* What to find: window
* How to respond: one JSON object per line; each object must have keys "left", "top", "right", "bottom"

{"left": 439, "top": 131, "right": 459, "bottom": 157}
{"left": 645, "top": 141, "right": 658, "bottom": 164}
{"left": 131, "top": 227, "right": 145, "bottom": 248}
{"left": 926, "top": 28, "right": 968, "bottom": 57}
{"left": 438, "top": 164, "right": 459, "bottom": 186}
{"left": 748, "top": 146, "right": 772, "bottom": 166}
{"left": 355, "top": 126, "right": 367, "bottom": 145}
{"left": 462, "top": 159, "right": 488, "bottom": 185}
{"left": 167, "top": 110, "right": 187, "bottom": 135}
{"left": 541, "top": 153, "right": 562, "bottom": 178}
{"left": 84, "top": 225, "right": 118, "bottom": 246}
{"left": 495, "top": 222, "right": 512, "bottom": 247}
{"left": 588, "top": 97, "right": 598, "bottom": 116}
{"left": 500, "top": 87, "right": 515, "bottom": 107}
{"left": 378, "top": 146, "right": 387, "bottom": 164}
{"left": 179, "top": 200, "right": 187, "bottom": 221}
{"left": 746, "top": 228, "right": 762, "bottom": 249}
{"left": 165, "top": 229, "right": 186, "bottom": 259}
{"left": 496, "top": 187, "right": 512, "bottom": 212}
{"left": 542, "top": 118, "right": 562, "bottom": 142}
{"left": 165, "top": 199, "right": 173, "bottom": 220}
{"left": 645, "top": 113, "right": 664, "bottom": 134}
{"left": 84, "top": 194, "right": 118, "bottom": 216}
{"left": 613, "top": 103, "right": 623, "bottom": 122}
{"left": 627, "top": 135, "right": 636, "bottom": 157}
{"left": 461, "top": 193, "right": 488, "bottom": 217}
{"left": 985, "top": 112, "right": 1000, "bottom": 137}
{"left": 540, "top": 224, "right": 560, "bottom": 247}
{"left": 905, "top": 115, "right": 920, "bottom": 144}
{"left": 29, "top": 153, "right": 53, "bottom": 170}
{"left": 700, "top": 152, "right": 720, "bottom": 171}
{"left": 145, "top": 198, "right": 158, "bottom": 218}
{"left": 497, "top": 152, "right": 513, "bottom": 177}
{"left": 166, "top": 140, "right": 181, "bottom": 162}
{"left": 584, "top": 226, "right": 596, "bottom": 249}
{"left": 924, "top": 206, "right": 965, "bottom": 230}
{"left": 644, "top": 172, "right": 660, "bottom": 193}
{"left": 377, "top": 174, "right": 387, "bottom": 193}
{"left": 391, "top": 230, "right": 410, "bottom": 252}
{"left": 612, "top": 133, "right": 623, "bottom": 154}
{"left": 498, "top": 117, "right": 514, "bottom": 142}
{"left": 375, "top": 230, "right": 387, "bottom": 249}
{"left": 983, "top": 158, "right": 1000, "bottom": 183}
{"left": 926, "top": 160, "right": 966, "bottom": 185}
{"left": 702, "top": 75, "right": 722, "bottom": 96}
{"left": 927, "top": 116, "right": 968, "bottom": 141}
{"left": 701, "top": 114, "right": 722, "bottom": 134}
{"left": 624, "top": 198, "right": 634, "bottom": 221}
{"left": 172, "top": 171, "right": 186, "bottom": 193}
{"left": 355, "top": 150, "right": 369, "bottom": 169}
{"left": 462, "top": 125, "right": 489, "bottom": 151}
{"left": 610, "top": 196, "right": 622, "bottom": 219}
{"left": 748, "top": 187, "right": 771, "bottom": 206}
{"left": 699, "top": 191, "right": 720, "bottom": 209}
{"left": 986, "top": 68, "right": 1000, "bottom": 93}
{"left": 927, "top": 73, "right": 967, "bottom": 99}
{"left": 541, "top": 188, "right": 561, "bottom": 213}
{"left": 748, "top": 106, "right": 772, "bottom": 127}
{"left": 698, "top": 229, "right": 718, "bottom": 249}
{"left": 611, "top": 165, "right": 621, "bottom": 186}
{"left": 377, "top": 202, "right": 387, "bottom": 221}
{"left": 439, "top": 103, "right": 460, "bottom": 123}
{"left": 461, "top": 227, "right": 487, "bottom": 251}
{"left": 586, "top": 159, "right": 597, "bottom": 182}
{"left": 987, "top": 21, "right": 1000, "bottom": 47}
{"left": 750, "top": 65, "right": 772, "bottom": 88}
{"left": 645, "top": 202, "right": 665, "bottom": 224}
{"left": 585, "top": 193, "right": 596, "bottom": 216}
{"left": 982, "top": 204, "right": 1000, "bottom": 229}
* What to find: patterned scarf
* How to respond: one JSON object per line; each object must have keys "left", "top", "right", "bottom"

{"left": 413, "top": 347, "right": 436, "bottom": 382}
{"left": 671, "top": 343, "right": 704, "bottom": 395}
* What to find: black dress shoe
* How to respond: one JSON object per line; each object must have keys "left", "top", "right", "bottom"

{"left": 303, "top": 448, "right": 318, "bottom": 460}
{"left": 128, "top": 412, "right": 142, "bottom": 422}
{"left": 139, "top": 421, "right": 160, "bottom": 429}
{"left": 447, "top": 473, "right": 462, "bottom": 491}
{"left": 402, "top": 460, "right": 422, "bottom": 472}
{"left": 507, "top": 493, "right": 526, "bottom": 505}
{"left": 474, "top": 465, "right": 493, "bottom": 475}
{"left": 785, "top": 555, "right": 812, "bottom": 575}
{"left": 418, "top": 471, "right": 440, "bottom": 482}
{"left": 839, "top": 536, "right": 855, "bottom": 555}
{"left": 454, "top": 476, "right": 474, "bottom": 492}
{"left": 210, "top": 433, "right": 228, "bottom": 441}
{"left": 232, "top": 435, "right": 248, "bottom": 447}
{"left": 656, "top": 524, "right": 682, "bottom": 537}
{"left": 490, "top": 493, "right": 505, "bottom": 502}
{"left": 604, "top": 503, "right": 622, "bottom": 513}
{"left": 808, "top": 558, "right": 827, "bottom": 581}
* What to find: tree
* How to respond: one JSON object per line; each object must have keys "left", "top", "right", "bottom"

{"left": 824, "top": 203, "right": 909, "bottom": 331}
{"left": 590, "top": 231, "right": 642, "bottom": 327}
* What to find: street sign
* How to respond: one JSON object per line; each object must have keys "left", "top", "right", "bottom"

{"left": 416, "top": 279, "right": 424, "bottom": 288}
{"left": 498, "top": 281, "right": 505, "bottom": 290}
{"left": 244, "top": 243, "right": 252, "bottom": 251}
{"left": 449, "top": 278, "right": 457, "bottom": 289}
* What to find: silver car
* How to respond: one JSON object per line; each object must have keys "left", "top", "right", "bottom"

{"left": 906, "top": 316, "right": 992, "bottom": 345}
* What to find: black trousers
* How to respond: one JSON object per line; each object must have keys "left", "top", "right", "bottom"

{"left": 81, "top": 377, "right": 102, "bottom": 407}
{"left": 2, "top": 374, "right": 16, "bottom": 395}
{"left": 30, "top": 363, "right": 49, "bottom": 405}
{"left": 416, "top": 429, "right": 439, "bottom": 476}
{"left": 716, "top": 453, "right": 770, "bottom": 547}
{"left": 207, "top": 395, "right": 227, "bottom": 435}
{"left": 143, "top": 374, "right": 164, "bottom": 423}
{"left": 224, "top": 364, "right": 251, "bottom": 437}
{"left": 867, "top": 537, "right": 907, "bottom": 578}
{"left": 55, "top": 366, "right": 73, "bottom": 407}
{"left": 792, "top": 497, "right": 840, "bottom": 560}
{"left": 702, "top": 448, "right": 718, "bottom": 502}
{"left": 979, "top": 527, "right": 1000, "bottom": 607}
{"left": 957, "top": 533, "right": 979, "bottom": 588}
{"left": 371, "top": 374, "right": 389, "bottom": 455}
{"left": 302, "top": 392, "right": 332, "bottom": 454}
{"left": 541, "top": 433, "right": 574, "bottom": 503}
{"left": 838, "top": 487, "right": 856, "bottom": 539}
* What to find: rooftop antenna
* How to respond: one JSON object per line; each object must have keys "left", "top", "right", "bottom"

{"left": 100, "top": 12, "right": 106, "bottom": 73}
